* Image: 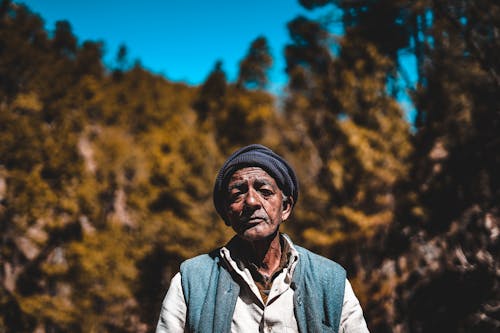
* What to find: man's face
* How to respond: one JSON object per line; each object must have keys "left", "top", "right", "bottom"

{"left": 225, "top": 167, "right": 292, "bottom": 242}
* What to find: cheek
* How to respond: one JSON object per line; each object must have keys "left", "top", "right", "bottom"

{"left": 227, "top": 203, "right": 240, "bottom": 214}
{"left": 226, "top": 203, "right": 244, "bottom": 221}
{"left": 264, "top": 202, "right": 283, "bottom": 221}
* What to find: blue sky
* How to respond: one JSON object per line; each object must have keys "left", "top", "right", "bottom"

{"left": 16, "top": 0, "right": 415, "bottom": 119}
{"left": 17, "top": 0, "right": 338, "bottom": 93}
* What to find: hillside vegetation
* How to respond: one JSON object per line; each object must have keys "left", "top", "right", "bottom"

{"left": 0, "top": 0, "right": 498, "bottom": 332}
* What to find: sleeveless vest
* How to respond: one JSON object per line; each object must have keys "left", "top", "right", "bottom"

{"left": 180, "top": 245, "right": 346, "bottom": 333}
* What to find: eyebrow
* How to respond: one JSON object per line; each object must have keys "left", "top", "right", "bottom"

{"left": 227, "top": 178, "right": 275, "bottom": 192}
{"left": 254, "top": 179, "right": 275, "bottom": 187}
{"left": 227, "top": 181, "right": 246, "bottom": 192}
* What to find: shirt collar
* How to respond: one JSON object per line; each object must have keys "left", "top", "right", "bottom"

{"left": 220, "top": 233, "right": 299, "bottom": 280}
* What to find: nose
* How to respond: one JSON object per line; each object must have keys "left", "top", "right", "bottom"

{"left": 244, "top": 187, "right": 261, "bottom": 208}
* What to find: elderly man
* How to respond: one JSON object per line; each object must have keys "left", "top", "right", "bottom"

{"left": 156, "top": 144, "right": 369, "bottom": 333}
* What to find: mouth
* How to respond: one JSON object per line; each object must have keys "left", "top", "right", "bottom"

{"left": 239, "top": 216, "right": 266, "bottom": 226}
{"left": 248, "top": 216, "right": 266, "bottom": 222}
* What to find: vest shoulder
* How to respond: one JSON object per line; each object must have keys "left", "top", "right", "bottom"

{"left": 180, "top": 249, "right": 220, "bottom": 273}
{"left": 295, "top": 245, "right": 346, "bottom": 274}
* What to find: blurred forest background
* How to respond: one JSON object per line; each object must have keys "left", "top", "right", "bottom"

{"left": 0, "top": 0, "right": 498, "bottom": 332}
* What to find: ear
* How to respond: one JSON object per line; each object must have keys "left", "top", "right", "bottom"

{"left": 281, "top": 196, "right": 293, "bottom": 221}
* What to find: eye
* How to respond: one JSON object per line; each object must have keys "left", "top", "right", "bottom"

{"left": 259, "top": 188, "right": 274, "bottom": 197}
{"left": 228, "top": 190, "right": 244, "bottom": 203}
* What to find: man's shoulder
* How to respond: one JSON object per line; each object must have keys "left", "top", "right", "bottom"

{"left": 294, "top": 244, "right": 346, "bottom": 275}
{"left": 180, "top": 248, "right": 221, "bottom": 273}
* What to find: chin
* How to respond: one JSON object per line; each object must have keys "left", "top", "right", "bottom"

{"left": 240, "top": 229, "right": 278, "bottom": 242}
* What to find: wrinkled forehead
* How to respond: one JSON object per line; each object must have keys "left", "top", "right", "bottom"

{"left": 227, "top": 166, "right": 278, "bottom": 188}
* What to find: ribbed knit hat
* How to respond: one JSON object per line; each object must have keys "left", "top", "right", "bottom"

{"left": 213, "top": 144, "right": 299, "bottom": 224}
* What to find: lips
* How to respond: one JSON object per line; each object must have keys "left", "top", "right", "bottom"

{"left": 238, "top": 216, "right": 267, "bottom": 228}
{"left": 243, "top": 215, "right": 266, "bottom": 222}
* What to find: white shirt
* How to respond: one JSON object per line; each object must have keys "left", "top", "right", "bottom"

{"left": 156, "top": 237, "right": 369, "bottom": 333}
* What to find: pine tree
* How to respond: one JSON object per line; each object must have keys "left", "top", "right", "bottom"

{"left": 192, "top": 60, "right": 227, "bottom": 123}
{"left": 236, "top": 36, "right": 273, "bottom": 90}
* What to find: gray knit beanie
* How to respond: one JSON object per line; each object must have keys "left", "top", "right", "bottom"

{"left": 213, "top": 144, "right": 299, "bottom": 224}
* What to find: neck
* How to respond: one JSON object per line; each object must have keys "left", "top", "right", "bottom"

{"left": 242, "top": 231, "right": 282, "bottom": 277}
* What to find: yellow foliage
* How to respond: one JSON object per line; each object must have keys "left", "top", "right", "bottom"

{"left": 303, "top": 227, "right": 347, "bottom": 247}
{"left": 12, "top": 92, "right": 43, "bottom": 112}
{"left": 335, "top": 206, "right": 393, "bottom": 232}
{"left": 19, "top": 293, "right": 75, "bottom": 326}
{"left": 341, "top": 118, "right": 410, "bottom": 185}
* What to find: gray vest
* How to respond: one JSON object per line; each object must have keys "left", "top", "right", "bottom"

{"left": 180, "top": 245, "right": 346, "bottom": 333}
